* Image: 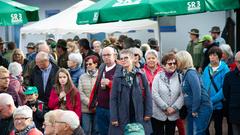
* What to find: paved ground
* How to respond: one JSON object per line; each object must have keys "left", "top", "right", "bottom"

{"left": 175, "top": 117, "right": 228, "bottom": 135}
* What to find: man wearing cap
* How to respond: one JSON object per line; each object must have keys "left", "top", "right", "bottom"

{"left": 186, "top": 28, "right": 204, "bottom": 71}
{"left": 210, "top": 26, "right": 226, "bottom": 46}
{"left": 12, "top": 105, "right": 43, "bottom": 134}
{"left": 0, "top": 93, "right": 16, "bottom": 135}
{"left": 199, "top": 34, "right": 219, "bottom": 71}
{"left": 26, "top": 42, "right": 36, "bottom": 60}
{"left": 24, "top": 86, "right": 46, "bottom": 132}
{"left": 56, "top": 39, "right": 68, "bottom": 68}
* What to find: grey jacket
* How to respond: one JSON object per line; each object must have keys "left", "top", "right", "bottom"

{"left": 152, "top": 71, "right": 183, "bottom": 121}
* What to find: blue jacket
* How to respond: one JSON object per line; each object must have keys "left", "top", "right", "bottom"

{"left": 202, "top": 61, "right": 230, "bottom": 110}
{"left": 182, "top": 68, "right": 211, "bottom": 113}
{"left": 109, "top": 67, "right": 152, "bottom": 135}
{"left": 69, "top": 66, "right": 84, "bottom": 88}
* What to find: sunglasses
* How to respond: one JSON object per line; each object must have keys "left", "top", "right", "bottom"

{"left": 86, "top": 63, "right": 93, "bottom": 66}
{"left": 166, "top": 62, "right": 176, "bottom": 66}
{"left": 120, "top": 57, "right": 129, "bottom": 61}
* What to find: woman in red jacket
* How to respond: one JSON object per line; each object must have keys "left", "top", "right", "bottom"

{"left": 48, "top": 68, "right": 81, "bottom": 118}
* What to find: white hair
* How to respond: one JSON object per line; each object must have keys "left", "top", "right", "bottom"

{"left": 219, "top": 44, "right": 233, "bottom": 58}
{"left": 68, "top": 53, "right": 83, "bottom": 65}
{"left": 0, "top": 93, "right": 14, "bottom": 106}
{"left": 36, "top": 51, "right": 49, "bottom": 61}
{"left": 13, "top": 105, "right": 33, "bottom": 118}
{"left": 145, "top": 49, "right": 158, "bottom": 59}
{"left": 93, "top": 40, "right": 102, "bottom": 46}
{"left": 59, "top": 110, "right": 80, "bottom": 130}
{"left": 8, "top": 62, "right": 23, "bottom": 77}
{"left": 130, "top": 47, "right": 143, "bottom": 58}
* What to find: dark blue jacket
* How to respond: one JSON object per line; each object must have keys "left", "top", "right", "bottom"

{"left": 223, "top": 67, "right": 240, "bottom": 124}
{"left": 69, "top": 66, "right": 84, "bottom": 88}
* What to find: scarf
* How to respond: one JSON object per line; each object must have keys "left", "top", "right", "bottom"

{"left": 14, "top": 122, "right": 36, "bottom": 135}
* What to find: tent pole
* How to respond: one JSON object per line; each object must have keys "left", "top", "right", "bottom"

{"left": 157, "top": 16, "right": 162, "bottom": 58}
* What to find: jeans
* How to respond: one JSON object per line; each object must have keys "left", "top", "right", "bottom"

{"left": 206, "top": 109, "right": 223, "bottom": 135}
{"left": 151, "top": 118, "right": 176, "bottom": 135}
{"left": 82, "top": 113, "right": 98, "bottom": 135}
{"left": 96, "top": 107, "right": 110, "bottom": 135}
{"left": 186, "top": 104, "right": 213, "bottom": 135}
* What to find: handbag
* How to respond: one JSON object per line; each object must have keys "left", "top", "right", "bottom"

{"left": 124, "top": 123, "right": 145, "bottom": 135}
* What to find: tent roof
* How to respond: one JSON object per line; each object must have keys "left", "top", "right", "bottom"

{"left": 20, "top": 0, "right": 157, "bottom": 35}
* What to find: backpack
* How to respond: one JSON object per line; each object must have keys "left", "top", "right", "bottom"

{"left": 124, "top": 123, "right": 145, "bottom": 135}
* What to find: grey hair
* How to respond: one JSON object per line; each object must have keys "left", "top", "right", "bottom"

{"left": 36, "top": 51, "right": 49, "bottom": 61}
{"left": 0, "top": 93, "right": 14, "bottom": 106}
{"left": 145, "top": 49, "right": 158, "bottom": 59}
{"left": 219, "top": 44, "right": 233, "bottom": 58}
{"left": 130, "top": 47, "right": 143, "bottom": 58}
{"left": 59, "top": 110, "right": 80, "bottom": 130}
{"left": 13, "top": 105, "right": 33, "bottom": 118}
{"left": 68, "top": 53, "right": 83, "bottom": 65}
{"left": 93, "top": 40, "right": 102, "bottom": 46}
{"left": 8, "top": 62, "right": 23, "bottom": 77}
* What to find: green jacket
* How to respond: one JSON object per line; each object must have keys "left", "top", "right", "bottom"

{"left": 186, "top": 39, "right": 203, "bottom": 68}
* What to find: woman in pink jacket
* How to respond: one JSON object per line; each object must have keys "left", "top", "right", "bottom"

{"left": 48, "top": 68, "right": 81, "bottom": 118}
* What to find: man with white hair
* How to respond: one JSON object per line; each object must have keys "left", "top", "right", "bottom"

{"left": 29, "top": 51, "right": 59, "bottom": 106}
{"left": 89, "top": 46, "right": 121, "bottom": 135}
{"left": 12, "top": 105, "right": 43, "bottom": 134}
{"left": 0, "top": 93, "right": 16, "bottom": 135}
{"left": 54, "top": 110, "right": 84, "bottom": 135}
{"left": 0, "top": 66, "right": 22, "bottom": 106}
{"left": 23, "top": 41, "right": 57, "bottom": 86}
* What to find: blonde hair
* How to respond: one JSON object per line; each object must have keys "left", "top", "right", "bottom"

{"left": 0, "top": 66, "right": 9, "bottom": 75}
{"left": 11, "top": 49, "right": 25, "bottom": 64}
{"left": 176, "top": 50, "right": 194, "bottom": 71}
{"left": 67, "top": 41, "right": 79, "bottom": 53}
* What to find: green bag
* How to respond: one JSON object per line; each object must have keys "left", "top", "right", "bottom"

{"left": 124, "top": 123, "right": 145, "bottom": 135}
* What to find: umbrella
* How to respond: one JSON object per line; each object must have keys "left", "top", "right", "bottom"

{"left": 76, "top": 0, "right": 240, "bottom": 24}
{"left": 0, "top": 0, "right": 39, "bottom": 26}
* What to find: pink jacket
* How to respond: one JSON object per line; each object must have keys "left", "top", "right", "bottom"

{"left": 142, "top": 64, "right": 162, "bottom": 91}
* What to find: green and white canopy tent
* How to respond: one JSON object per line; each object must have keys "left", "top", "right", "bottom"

{"left": 0, "top": 0, "right": 39, "bottom": 26}
{"left": 77, "top": 0, "right": 240, "bottom": 24}
{"left": 76, "top": 0, "right": 240, "bottom": 55}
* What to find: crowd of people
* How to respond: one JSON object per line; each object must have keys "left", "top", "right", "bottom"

{"left": 0, "top": 25, "right": 239, "bottom": 135}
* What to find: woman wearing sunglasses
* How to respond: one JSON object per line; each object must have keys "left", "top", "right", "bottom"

{"left": 151, "top": 53, "right": 184, "bottom": 135}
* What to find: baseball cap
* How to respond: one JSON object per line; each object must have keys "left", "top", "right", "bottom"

{"left": 199, "top": 35, "right": 213, "bottom": 42}
{"left": 24, "top": 86, "right": 38, "bottom": 95}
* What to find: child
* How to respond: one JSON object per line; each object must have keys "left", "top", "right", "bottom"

{"left": 24, "top": 86, "right": 46, "bottom": 132}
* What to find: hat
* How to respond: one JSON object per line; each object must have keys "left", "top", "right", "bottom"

{"left": 26, "top": 42, "right": 35, "bottom": 48}
{"left": 209, "top": 26, "right": 221, "bottom": 33}
{"left": 24, "top": 86, "right": 38, "bottom": 95}
{"left": 0, "top": 37, "right": 3, "bottom": 44}
{"left": 199, "top": 35, "right": 213, "bottom": 42}
{"left": 148, "top": 38, "right": 158, "bottom": 48}
{"left": 188, "top": 28, "right": 199, "bottom": 35}
{"left": 57, "top": 39, "right": 67, "bottom": 49}
{"left": 13, "top": 105, "right": 33, "bottom": 118}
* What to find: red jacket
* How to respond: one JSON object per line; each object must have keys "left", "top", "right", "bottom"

{"left": 10, "top": 128, "right": 43, "bottom": 135}
{"left": 142, "top": 64, "right": 162, "bottom": 91}
{"left": 48, "top": 87, "right": 82, "bottom": 118}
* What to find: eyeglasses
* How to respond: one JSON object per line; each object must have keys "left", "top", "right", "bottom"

{"left": 0, "top": 77, "right": 10, "bottom": 80}
{"left": 166, "top": 62, "right": 176, "bottom": 66}
{"left": 134, "top": 54, "right": 139, "bottom": 57}
{"left": 14, "top": 117, "right": 30, "bottom": 121}
{"left": 55, "top": 121, "right": 67, "bottom": 124}
{"left": 120, "top": 57, "right": 129, "bottom": 61}
{"left": 86, "top": 63, "right": 93, "bottom": 66}
{"left": 43, "top": 123, "right": 52, "bottom": 128}
{"left": 102, "top": 54, "right": 112, "bottom": 57}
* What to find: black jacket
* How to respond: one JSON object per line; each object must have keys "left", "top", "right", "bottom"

{"left": 0, "top": 55, "right": 9, "bottom": 68}
{"left": 0, "top": 116, "right": 14, "bottom": 135}
{"left": 223, "top": 67, "right": 240, "bottom": 124}
{"left": 29, "top": 62, "right": 59, "bottom": 105}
